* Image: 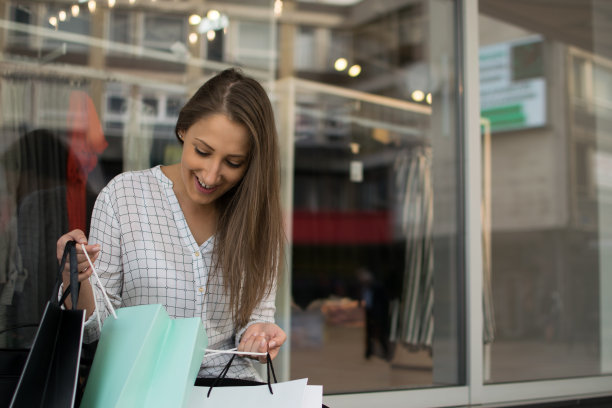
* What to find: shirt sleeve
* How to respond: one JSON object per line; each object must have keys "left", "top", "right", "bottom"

{"left": 83, "top": 185, "right": 124, "bottom": 343}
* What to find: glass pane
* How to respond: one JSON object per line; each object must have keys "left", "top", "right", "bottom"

{"left": 275, "top": 0, "right": 463, "bottom": 393}
{"left": 479, "top": 0, "right": 612, "bottom": 382}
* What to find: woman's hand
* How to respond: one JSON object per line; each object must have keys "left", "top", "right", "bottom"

{"left": 238, "top": 323, "right": 287, "bottom": 363}
{"left": 57, "top": 229, "right": 100, "bottom": 283}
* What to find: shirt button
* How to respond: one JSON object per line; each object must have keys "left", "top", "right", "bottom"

{"left": 194, "top": 251, "right": 200, "bottom": 257}
{"left": 198, "top": 287, "right": 204, "bottom": 293}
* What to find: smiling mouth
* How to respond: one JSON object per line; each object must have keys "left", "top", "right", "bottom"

{"left": 195, "top": 176, "right": 218, "bottom": 193}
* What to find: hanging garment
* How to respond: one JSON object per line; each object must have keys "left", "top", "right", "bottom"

{"left": 66, "top": 91, "right": 108, "bottom": 231}
{"left": 391, "top": 148, "right": 434, "bottom": 348}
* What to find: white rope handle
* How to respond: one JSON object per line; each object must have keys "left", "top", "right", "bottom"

{"left": 82, "top": 243, "right": 118, "bottom": 319}
{"left": 205, "top": 348, "right": 267, "bottom": 357}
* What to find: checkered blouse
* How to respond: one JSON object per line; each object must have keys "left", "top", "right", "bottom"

{"left": 84, "top": 165, "right": 276, "bottom": 380}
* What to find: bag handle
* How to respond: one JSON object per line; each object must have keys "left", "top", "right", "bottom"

{"left": 206, "top": 351, "right": 277, "bottom": 397}
{"left": 53, "top": 240, "right": 79, "bottom": 310}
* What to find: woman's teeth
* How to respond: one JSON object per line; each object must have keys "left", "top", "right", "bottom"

{"left": 197, "top": 178, "right": 214, "bottom": 189}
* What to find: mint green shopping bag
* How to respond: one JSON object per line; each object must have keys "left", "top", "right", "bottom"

{"left": 80, "top": 304, "right": 207, "bottom": 408}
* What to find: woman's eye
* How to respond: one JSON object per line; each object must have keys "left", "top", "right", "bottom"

{"left": 195, "top": 148, "right": 209, "bottom": 157}
{"left": 226, "top": 160, "right": 242, "bottom": 169}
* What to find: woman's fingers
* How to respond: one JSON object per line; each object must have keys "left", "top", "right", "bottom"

{"left": 239, "top": 328, "right": 269, "bottom": 363}
{"left": 57, "top": 229, "right": 87, "bottom": 261}
{"left": 75, "top": 245, "right": 100, "bottom": 282}
{"left": 58, "top": 230, "right": 100, "bottom": 283}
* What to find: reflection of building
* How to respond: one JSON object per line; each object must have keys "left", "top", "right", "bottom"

{"left": 479, "top": 15, "right": 612, "bottom": 355}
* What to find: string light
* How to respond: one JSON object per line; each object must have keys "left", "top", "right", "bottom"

{"left": 274, "top": 0, "right": 283, "bottom": 17}
{"left": 189, "top": 14, "right": 202, "bottom": 25}
{"left": 411, "top": 90, "right": 425, "bottom": 102}
{"left": 88, "top": 0, "right": 96, "bottom": 13}
{"left": 348, "top": 64, "right": 361, "bottom": 77}
{"left": 334, "top": 58, "right": 348, "bottom": 71}
{"left": 49, "top": 16, "right": 58, "bottom": 27}
{"left": 207, "top": 10, "right": 220, "bottom": 20}
{"left": 108, "top": 0, "right": 116, "bottom": 8}
{"left": 58, "top": 10, "right": 67, "bottom": 21}
{"left": 188, "top": 32, "right": 198, "bottom": 44}
{"left": 426, "top": 93, "right": 432, "bottom": 104}
{"left": 71, "top": 4, "right": 80, "bottom": 17}
{"left": 206, "top": 30, "right": 216, "bottom": 41}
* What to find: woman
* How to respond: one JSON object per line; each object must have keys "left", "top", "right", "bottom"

{"left": 56, "top": 68, "right": 286, "bottom": 380}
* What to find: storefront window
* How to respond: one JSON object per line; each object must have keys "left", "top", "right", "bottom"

{"left": 0, "top": 0, "right": 464, "bottom": 400}
{"left": 478, "top": 1, "right": 612, "bottom": 382}
{"left": 275, "top": 0, "right": 464, "bottom": 393}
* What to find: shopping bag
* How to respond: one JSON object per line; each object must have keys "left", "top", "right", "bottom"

{"left": 9, "top": 240, "right": 86, "bottom": 408}
{"left": 80, "top": 303, "right": 207, "bottom": 408}
{"left": 187, "top": 353, "right": 324, "bottom": 408}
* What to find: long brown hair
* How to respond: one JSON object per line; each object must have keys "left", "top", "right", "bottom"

{"left": 175, "top": 68, "right": 284, "bottom": 328}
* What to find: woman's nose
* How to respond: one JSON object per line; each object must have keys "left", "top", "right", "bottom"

{"left": 202, "top": 160, "right": 222, "bottom": 185}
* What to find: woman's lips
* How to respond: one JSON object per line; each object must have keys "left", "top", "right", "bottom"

{"left": 194, "top": 175, "right": 218, "bottom": 194}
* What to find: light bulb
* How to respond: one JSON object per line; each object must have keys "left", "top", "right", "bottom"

{"left": 71, "top": 4, "right": 80, "bottom": 17}
{"left": 411, "top": 90, "right": 425, "bottom": 102}
{"left": 58, "top": 10, "right": 67, "bottom": 21}
{"left": 348, "top": 64, "right": 361, "bottom": 77}
{"left": 207, "top": 10, "right": 220, "bottom": 20}
{"left": 188, "top": 14, "right": 202, "bottom": 25}
{"left": 274, "top": 0, "right": 283, "bottom": 17}
{"left": 188, "top": 32, "right": 198, "bottom": 44}
{"left": 207, "top": 30, "right": 216, "bottom": 41}
{"left": 88, "top": 0, "right": 96, "bottom": 13}
{"left": 334, "top": 58, "right": 348, "bottom": 71}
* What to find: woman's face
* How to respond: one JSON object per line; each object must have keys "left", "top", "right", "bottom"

{"left": 179, "top": 113, "right": 250, "bottom": 209}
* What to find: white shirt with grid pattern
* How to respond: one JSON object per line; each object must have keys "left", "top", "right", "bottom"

{"left": 83, "top": 165, "right": 276, "bottom": 380}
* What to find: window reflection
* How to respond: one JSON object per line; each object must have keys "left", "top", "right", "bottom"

{"left": 479, "top": 7, "right": 612, "bottom": 381}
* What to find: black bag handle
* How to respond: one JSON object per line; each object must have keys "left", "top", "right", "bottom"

{"left": 206, "top": 352, "right": 277, "bottom": 397}
{"left": 53, "top": 240, "right": 80, "bottom": 310}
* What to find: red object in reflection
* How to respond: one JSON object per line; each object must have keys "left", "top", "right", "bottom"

{"left": 292, "top": 210, "right": 391, "bottom": 244}
{"left": 66, "top": 91, "right": 108, "bottom": 231}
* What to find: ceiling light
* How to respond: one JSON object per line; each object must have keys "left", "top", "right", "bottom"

{"left": 71, "top": 5, "right": 80, "bottom": 17}
{"left": 334, "top": 58, "right": 347, "bottom": 71}
{"left": 188, "top": 32, "right": 198, "bottom": 44}
{"left": 411, "top": 90, "right": 425, "bottom": 102}
{"left": 206, "top": 30, "right": 216, "bottom": 41}
{"left": 207, "top": 10, "right": 220, "bottom": 20}
{"left": 58, "top": 10, "right": 67, "bottom": 21}
{"left": 196, "top": 13, "right": 229, "bottom": 34}
{"left": 348, "top": 64, "right": 361, "bottom": 77}
{"left": 49, "top": 16, "right": 58, "bottom": 27}
{"left": 189, "top": 14, "right": 202, "bottom": 25}
{"left": 274, "top": 0, "right": 283, "bottom": 17}
{"left": 88, "top": 0, "right": 96, "bottom": 13}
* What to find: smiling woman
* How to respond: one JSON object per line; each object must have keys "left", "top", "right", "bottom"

{"left": 55, "top": 68, "right": 286, "bottom": 380}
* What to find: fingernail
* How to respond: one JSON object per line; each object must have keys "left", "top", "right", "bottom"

{"left": 269, "top": 341, "right": 276, "bottom": 348}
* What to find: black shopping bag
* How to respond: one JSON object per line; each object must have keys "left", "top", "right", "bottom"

{"left": 9, "top": 240, "right": 86, "bottom": 408}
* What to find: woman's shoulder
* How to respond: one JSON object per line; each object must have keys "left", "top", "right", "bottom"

{"left": 102, "top": 166, "right": 163, "bottom": 196}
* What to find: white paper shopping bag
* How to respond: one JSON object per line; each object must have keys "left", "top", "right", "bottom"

{"left": 187, "top": 378, "right": 322, "bottom": 408}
